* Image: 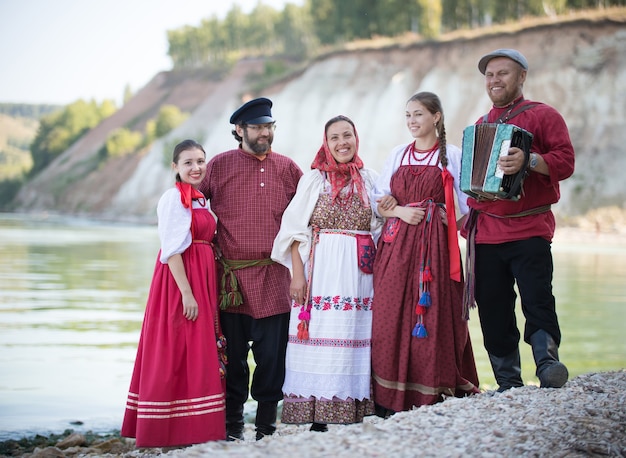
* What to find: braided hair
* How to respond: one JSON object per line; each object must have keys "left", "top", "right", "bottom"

{"left": 406, "top": 91, "right": 448, "bottom": 168}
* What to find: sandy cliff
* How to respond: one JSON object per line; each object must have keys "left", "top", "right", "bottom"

{"left": 13, "top": 11, "right": 626, "bottom": 223}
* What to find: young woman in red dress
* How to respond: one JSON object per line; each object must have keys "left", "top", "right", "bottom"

{"left": 121, "top": 139, "right": 226, "bottom": 447}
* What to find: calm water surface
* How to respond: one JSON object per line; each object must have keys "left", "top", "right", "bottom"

{"left": 0, "top": 213, "right": 625, "bottom": 440}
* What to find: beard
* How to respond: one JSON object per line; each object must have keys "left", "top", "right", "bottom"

{"left": 243, "top": 129, "right": 273, "bottom": 155}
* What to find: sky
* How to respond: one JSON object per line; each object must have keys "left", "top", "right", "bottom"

{"left": 0, "top": 0, "right": 302, "bottom": 106}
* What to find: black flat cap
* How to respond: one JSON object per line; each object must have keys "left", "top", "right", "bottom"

{"left": 478, "top": 48, "right": 529, "bottom": 75}
{"left": 229, "top": 97, "right": 274, "bottom": 125}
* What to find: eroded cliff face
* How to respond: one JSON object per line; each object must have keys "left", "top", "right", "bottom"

{"left": 14, "top": 14, "right": 626, "bottom": 222}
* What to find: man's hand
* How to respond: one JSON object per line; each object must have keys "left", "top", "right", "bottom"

{"left": 498, "top": 147, "right": 526, "bottom": 175}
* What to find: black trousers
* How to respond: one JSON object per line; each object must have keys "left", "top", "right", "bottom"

{"left": 220, "top": 311, "right": 289, "bottom": 407}
{"left": 474, "top": 237, "right": 561, "bottom": 357}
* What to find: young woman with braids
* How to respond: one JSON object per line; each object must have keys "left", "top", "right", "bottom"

{"left": 370, "top": 92, "right": 479, "bottom": 416}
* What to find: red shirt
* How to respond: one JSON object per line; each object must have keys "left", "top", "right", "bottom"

{"left": 461, "top": 98, "right": 575, "bottom": 244}
{"left": 199, "top": 148, "right": 303, "bottom": 318}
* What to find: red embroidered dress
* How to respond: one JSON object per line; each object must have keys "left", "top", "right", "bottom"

{"left": 121, "top": 187, "right": 226, "bottom": 447}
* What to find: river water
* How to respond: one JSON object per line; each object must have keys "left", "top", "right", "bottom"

{"left": 0, "top": 213, "right": 624, "bottom": 441}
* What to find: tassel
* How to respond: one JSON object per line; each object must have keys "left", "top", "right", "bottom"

{"left": 219, "top": 291, "right": 243, "bottom": 310}
{"left": 415, "top": 304, "right": 425, "bottom": 316}
{"left": 423, "top": 266, "right": 433, "bottom": 282}
{"left": 298, "top": 309, "right": 311, "bottom": 321}
{"left": 412, "top": 322, "right": 428, "bottom": 338}
{"left": 418, "top": 291, "right": 431, "bottom": 307}
{"left": 297, "top": 321, "right": 309, "bottom": 340}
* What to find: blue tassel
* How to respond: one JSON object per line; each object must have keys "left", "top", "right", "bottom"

{"left": 412, "top": 323, "right": 428, "bottom": 338}
{"left": 418, "top": 291, "right": 431, "bottom": 307}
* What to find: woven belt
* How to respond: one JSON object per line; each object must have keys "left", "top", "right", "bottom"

{"left": 218, "top": 257, "right": 275, "bottom": 310}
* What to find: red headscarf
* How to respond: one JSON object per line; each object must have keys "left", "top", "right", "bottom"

{"left": 310, "top": 117, "right": 368, "bottom": 205}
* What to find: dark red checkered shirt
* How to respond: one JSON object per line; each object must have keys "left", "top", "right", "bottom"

{"left": 199, "top": 148, "right": 303, "bottom": 319}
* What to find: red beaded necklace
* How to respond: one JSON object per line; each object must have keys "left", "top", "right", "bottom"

{"left": 403, "top": 141, "right": 440, "bottom": 176}
{"left": 411, "top": 141, "right": 439, "bottom": 161}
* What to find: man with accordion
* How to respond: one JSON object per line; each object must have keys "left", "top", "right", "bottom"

{"left": 460, "top": 49, "right": 575, "bottom": 392}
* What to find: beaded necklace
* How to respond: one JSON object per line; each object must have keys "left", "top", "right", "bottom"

{"left": 402, "top": 141, "right": 440, "bottom": 176}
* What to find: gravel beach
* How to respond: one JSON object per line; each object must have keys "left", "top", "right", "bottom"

{"left": 6, "top": 370, "right": 624, "bottom": 457}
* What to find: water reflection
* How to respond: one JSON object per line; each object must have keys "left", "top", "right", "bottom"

{"left": 0, "top": 213, "right": 624, "bottom": 440}
{"left": 0, "top": 214, "right": 155, "bottom": 440}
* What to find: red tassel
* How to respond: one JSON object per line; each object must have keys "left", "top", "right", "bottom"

{"left": 423, "top": 266, "right": 433, "bottom": 282}
{"left": 297, "top": 321, "right": 309, "bottom": 340}
{"left": 415, "top": 304, "right": 426, "bottom": 315}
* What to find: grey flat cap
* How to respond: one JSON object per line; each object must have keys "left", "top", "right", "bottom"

{"left": 478, "top": 48, "right": 529, "bottom": 74}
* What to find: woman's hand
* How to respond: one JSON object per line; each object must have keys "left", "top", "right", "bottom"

{"left": 182, "top": 291, "right": 199, "bottom": 321}
{"left": 290, "top": 273, "right": 307, "bottom": 305}
{"left": 397, "top": 206, "right": 426, "bottom": 225}
{"left": 166, "top": 253, "right": 198, "bottom": 321}
{"left": 377, "top": 194, "right": 398, "bottom": 212}
{"left": 439, "top": 206, "right": 448, "bottom": 226}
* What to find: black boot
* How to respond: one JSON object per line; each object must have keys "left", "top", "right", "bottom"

{"left": 488, "top": 348, "right": 524, "bottom": 392}
{"left": 310, "top": 422, "right": 328, "bottom": 432}
{"left": 225, "top": 401, "right": 244, "bottom": 441}
{"left": 530, "top": 330, "right": 569, "bottom": 388}
{"left": 374, "top": 403, "right": 395, "bottom": 419}
{"left": 255, "top": 401, "right": 278, "bottom": 441}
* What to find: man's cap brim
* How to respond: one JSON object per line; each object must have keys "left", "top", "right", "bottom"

{"left": 478, "top": 49, "right": 529, "bottom": 74}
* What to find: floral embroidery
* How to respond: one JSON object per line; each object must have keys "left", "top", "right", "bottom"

{"left": 297, "top": 295, "right": 373, "bottom": 312}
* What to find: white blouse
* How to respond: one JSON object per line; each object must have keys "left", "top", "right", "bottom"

{"left": 271, "top": 168, "right": 383, "bottom": 271}
{"left": 156, "top": 187, "right": 209, "bottom": 264}
{"left": 370, "top": 143, "right": 469, "bottom": 217}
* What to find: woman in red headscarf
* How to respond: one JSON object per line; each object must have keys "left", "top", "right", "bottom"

{"left": 271, "top": 116, "right": 383, "bottom": 432}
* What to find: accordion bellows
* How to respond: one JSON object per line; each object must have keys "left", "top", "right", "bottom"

{"left": 461, "top": 123, "right": 533, "bottom": 201}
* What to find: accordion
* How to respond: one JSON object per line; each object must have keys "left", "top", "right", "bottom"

{"left": 460, "top": 123, "right": 534, "bottom": 201}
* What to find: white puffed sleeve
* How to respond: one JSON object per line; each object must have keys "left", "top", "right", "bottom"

{"left": 156, "top": 188, "right": 192, "bottom": 264}
{"left": 369, "top": 143, "right": 408, "bottom": 216}
{"left": 361, "top": 168, "right": 385, "bottom": 244}
{"left": 271, "top": 170, "right": 325, "bottom": 270}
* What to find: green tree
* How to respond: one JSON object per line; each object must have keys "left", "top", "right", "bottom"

{"left": 246, "top": 4, "right": 281, "bottom": 54}
{"left": 417, "top": 0, "right": 442, "bottom": 37}
{"left": 372, "top": 0, "right": 417, "bottom": 36}
{"left": 29, "top": 99, "right": 117, "bottom": 176}
{"left": 309, "top": 0, "right": 336, "bottom": 45}
{"left": 223, "top": 6, "right": 249, "bottom": 54}
{"left": 168, "top": 26, "right": 195, "bottom": 68}
{"left": 278, "top": 3, "right": 317, "bottom": 59}
{"left": 154, "top": 105, "right": 189, "bottom": 138}
{"left": 103, "top": 128, "right": 143, "bottom": 158}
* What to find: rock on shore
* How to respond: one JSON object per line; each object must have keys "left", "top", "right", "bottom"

{"left": 6, "top": 370, "right": 624, "bottom": 458}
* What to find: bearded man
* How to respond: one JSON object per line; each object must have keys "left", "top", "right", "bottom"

{"left": 198, "top": 97, "right": 303, "bottom": 440}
